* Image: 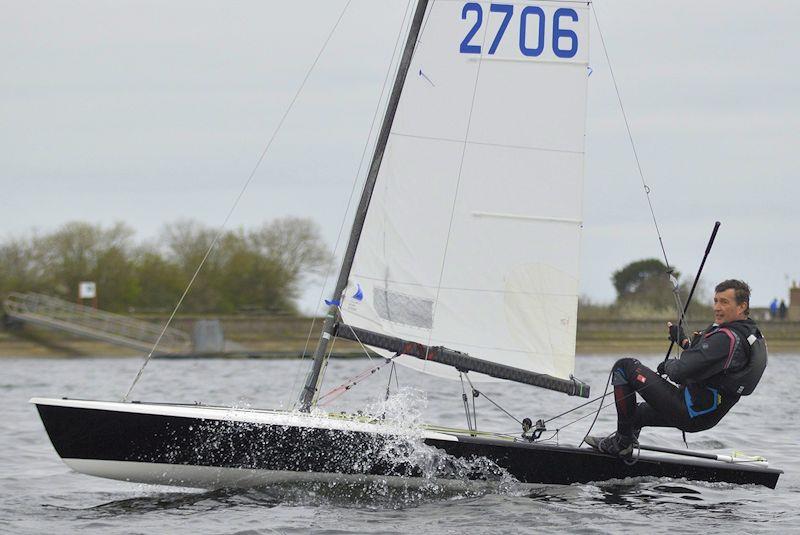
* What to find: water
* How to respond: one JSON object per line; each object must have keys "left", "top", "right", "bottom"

{"left": 2, "top": 354, "right": 798, "bottom": 534}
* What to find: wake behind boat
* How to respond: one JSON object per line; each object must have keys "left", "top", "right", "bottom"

{"left": 32, "top": 0, "right": 781, "bottom": 490}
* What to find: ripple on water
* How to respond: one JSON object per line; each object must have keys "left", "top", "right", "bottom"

{"left": 2, "top": 356, "right": 800, "bottom": 534}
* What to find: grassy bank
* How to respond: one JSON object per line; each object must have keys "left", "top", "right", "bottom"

{"left": 2, "top": 314, "right": 798, "bottom": 357}
{"left": 576, "top": 319, "right": 800, "bottom": 354}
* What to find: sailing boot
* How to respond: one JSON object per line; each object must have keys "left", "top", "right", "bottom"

{"left": 585, "top": 432, "right": 637, "bottom": 459}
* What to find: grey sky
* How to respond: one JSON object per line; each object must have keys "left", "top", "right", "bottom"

{"left": 2, "top": 0, "right": 798, "bottom": 315}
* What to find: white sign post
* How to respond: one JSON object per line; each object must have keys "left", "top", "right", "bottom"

{"left": 78, "top": 281, "right": 97, "bottom": 308}
{"left": 78, "top": 282, "right": 96, "bottom": 299}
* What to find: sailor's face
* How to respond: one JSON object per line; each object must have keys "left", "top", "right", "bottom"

{"left": 713, "top": 289, "right": 747, "bottom": 324}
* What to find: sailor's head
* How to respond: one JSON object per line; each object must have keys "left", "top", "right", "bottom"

{"left": 713, "top": 279, "right": 750, "bottom": 324}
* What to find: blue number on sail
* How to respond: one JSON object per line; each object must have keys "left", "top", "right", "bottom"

{"left": 459, "top": 3, "right": 579, "bottom": 58}
{"left": 488, "top": 4, "right": 514, "bottom": 55}
{"left": 460, "top": 2, "right": 483, "bottom": 54}
{"left": 519, "top": 6, "right": 545, "bottom": 56}
{"left": 553, "top": 8, "right": 579, "bottom": 58}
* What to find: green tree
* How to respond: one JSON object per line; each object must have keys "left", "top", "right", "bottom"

{"left": 36, "top": 221, "right": 137, "bottom": 309}
{"left": 159, "top": 220, "right": 225, "bottom": 313}
{"left": 158, "top": 217, "right": 329, "bottom": 314}
{"left": 132, "top": 247, "right": 184, "bottom": 312}
{"left": 1, "top": 217, "right": 330, "bottom": 315}
{"left": 93, "top": 245, "right": 140, "bottom": 312}
{"left": 216, "top": 231, "right": 295, "bottom": 313}
{"left": 612, "top": 258, "right": 680, "bottom": 309}
{"left": 0, "top": 234, "right": 48, "bottom": 297}
{"left": 249, "top": 216, "right": 331, "bottom": 298}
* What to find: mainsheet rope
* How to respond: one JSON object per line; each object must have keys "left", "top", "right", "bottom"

{"left": 453, "top": 367, "right": 671, "bottom": 448}
{"left": 464, "top": 373, "right": 521, "bottom": 425}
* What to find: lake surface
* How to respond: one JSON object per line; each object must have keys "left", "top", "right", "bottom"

{"left": 2, "top": 353, "right": 798, "bottom": 534}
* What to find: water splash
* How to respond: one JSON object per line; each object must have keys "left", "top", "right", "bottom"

{"left": 89, "top": 382, "right": 537, "bottom": 511}
{"left": 357, "top": 388, "right": 523, "bottom": 495}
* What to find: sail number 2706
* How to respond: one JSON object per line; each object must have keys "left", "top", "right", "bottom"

{"left": 460, "top": 3, "right": 578, "bottom": 58}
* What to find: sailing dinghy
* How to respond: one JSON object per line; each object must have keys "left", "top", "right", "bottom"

{"left": 32, "top": 0, "right": 781, "bottom": 489}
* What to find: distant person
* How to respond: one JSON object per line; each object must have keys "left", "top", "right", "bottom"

{"left": 779, "top": 300, "right": 787, "bottom": 320}
{"left": 770, "top": 298, "right": 778, "bottom": 319}
{"left": 586, "top": 280, "right": 767, "bottom": 458}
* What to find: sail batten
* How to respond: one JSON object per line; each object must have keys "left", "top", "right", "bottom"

{"left": 472, "top": 212, "right": 582, "bottom": 225}
{"left": 345, "top": 277, "right": 580, "bottom": 296}
{"left": 388, "top": 132, "right": 585, "bottom": 155}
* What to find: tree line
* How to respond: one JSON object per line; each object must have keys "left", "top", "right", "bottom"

{"left": 0, "top": 218, "right": 330, "bottom": 315}
{"left": 1, "top": 218, "right": 703, "bottom": 319}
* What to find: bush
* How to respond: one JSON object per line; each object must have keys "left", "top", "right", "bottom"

{"left": 0, "top": 218, "right": 331, "bottom": 315}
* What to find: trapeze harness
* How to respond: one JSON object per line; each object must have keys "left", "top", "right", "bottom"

{"left": 611, "top": 320, "right": 768, "bottom": 435}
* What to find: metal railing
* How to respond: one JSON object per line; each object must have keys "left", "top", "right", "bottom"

{"left": 3, "top": 292, "right": 191, "bottom": 354}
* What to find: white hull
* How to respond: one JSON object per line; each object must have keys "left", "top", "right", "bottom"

{"left": 63, "top": 459, "right": 501, "bottom": 491}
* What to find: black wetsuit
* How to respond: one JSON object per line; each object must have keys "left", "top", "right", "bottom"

{"left": 611, "top": 318, "right": 761, "bottom": 436}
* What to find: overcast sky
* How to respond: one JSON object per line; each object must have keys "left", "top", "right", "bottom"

{"left": 2, "top": 0, "right": 798, "bottom": 315}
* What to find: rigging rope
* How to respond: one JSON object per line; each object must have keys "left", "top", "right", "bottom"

{"left": 337, "top": 309, "right": 377, "bottom": 360}
{"left": 287, "top": 0, "right": 416, "bottom": 408}
{"left": 590, "top": 3, "right": 671, "bottom": 273}
{"left": 308, "top": 2, "right": 695, "bottom": 439}
{"left": 317, "top": 353, "right": 399, "bottom": 406}
{"left": 459, "top": 372, "right": 474, "bottom": 431}
{"left": 471, "top": 394, "right": 477, "bottom": 430}
{"left": 465, "top": 374, "right": 523, "bottom": 426}
{"left": 453, "top": 366, "right": 673, "bottom": 448}
{"left": 468, "top": 375, "right": 478, "bottom": 431}
{"left": 578, "top": 369, "right": 612, "bottom": 447}
{"left": 542, "top": 367, "right": 690, "bottom": 448}
{"left": 123, "top": 0, "right": 357, "bottom": 402}
{"left": 527, "top": 4, "right": 702, "bottom": 444}
{"left": 590, "top": 3, "right": 688, "bottom": 331}
{"left": 384, "top": 360, "right": 398, "bottom": 401}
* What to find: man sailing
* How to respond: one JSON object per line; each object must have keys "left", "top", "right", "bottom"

{"left": 586, "top": 279, "right": 768, "bottom": 458}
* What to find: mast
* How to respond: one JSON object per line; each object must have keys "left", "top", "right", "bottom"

{"left": 299, "top": 0, "right": 430, "bottom": 411}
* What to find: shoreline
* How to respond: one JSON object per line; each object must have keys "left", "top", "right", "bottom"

{"left": 2, "top": 317, "right": 798, "bottom": 358}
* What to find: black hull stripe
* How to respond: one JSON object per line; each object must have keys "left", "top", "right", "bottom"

{"left": 35, "top": 404, "right": 781, "bottom": 488}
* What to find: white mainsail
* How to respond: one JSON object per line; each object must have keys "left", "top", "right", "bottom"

{"left": 340, "top": 0, "right": 590, "bottom": 381}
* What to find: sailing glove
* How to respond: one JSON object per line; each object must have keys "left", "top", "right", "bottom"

{"left": 656, "top": 360, "right": 667, "bottom": 376}
{"left": 668, "top": 323, "right": 688, "bottom": 347}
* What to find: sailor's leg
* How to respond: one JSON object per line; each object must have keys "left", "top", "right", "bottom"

{"left": 627, "top": 366, "right": 690, "bottom": 430}
{"left": 630, "top": 378, "right": 741, "bottom": 432}
{"left": 584, "top": 358, "right": 645, "bottom": 457}
{"left": 634, "top": 400, "right": 684, "bottom": 429}
{"left": 611, "top": 358, "right": 688, "bottom": 430}
{"left": 610, "top": 358, "right": 644, "bottom": 436}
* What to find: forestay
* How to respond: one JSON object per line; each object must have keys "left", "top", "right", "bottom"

{"left": 340, "top": 0, "right": 590, "bottom": 381}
